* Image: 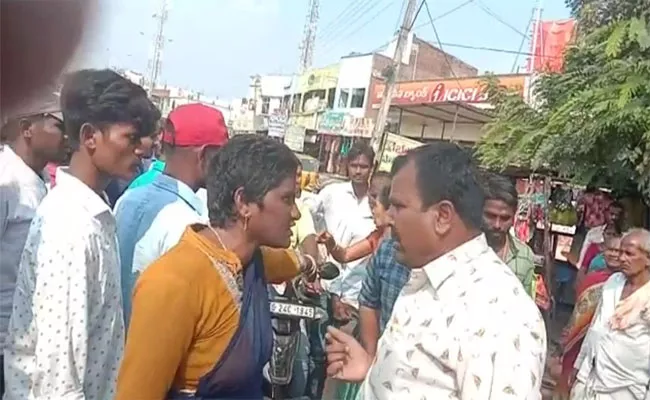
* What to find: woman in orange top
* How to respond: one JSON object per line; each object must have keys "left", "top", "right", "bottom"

{"left": 318, "top": 172, "right": 392, "bottom": 263}
{"left": 116, "top": 135, "right": 318, "bottom": 400}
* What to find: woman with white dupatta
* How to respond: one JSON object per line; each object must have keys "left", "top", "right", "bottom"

{"left": 571, "top": 228, "right": 650, "bottom": 400}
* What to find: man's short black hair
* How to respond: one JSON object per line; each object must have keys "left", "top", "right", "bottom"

{"left": 61, "top": 69, "right": 160, "bottom": 149}
{"left": 482, "top": 172, "right": 518, "bottom": 211}
{"left": 206, "top": 135, "right": 300, "bottom": 228}
{"left": 347, "top": 141, "right": 375, "bottom": 165}
{"left": 0, "top": 114, "right": 48, "bottom": 144}
{"left": 407, "top": 142, "right": 484, "bottom": 230}
{"left": 390, "top": 154, "right": 408, "bottom": 176}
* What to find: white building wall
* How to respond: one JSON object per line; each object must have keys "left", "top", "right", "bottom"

{"left": 334, "top": 54, "right": 374, "bottom": 118}
{"left": 260, "top": 75, "right": 292, "bottom": 97}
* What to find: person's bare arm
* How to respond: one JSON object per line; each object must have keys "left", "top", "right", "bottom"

{"left": 330, "top": 238, "right": 374, "bottom": 264}
{"left": 300, "top": 233, "right": 319, "bottom": 261}
{"left": 359, "top": 306, "right": 380, "bottom": 357}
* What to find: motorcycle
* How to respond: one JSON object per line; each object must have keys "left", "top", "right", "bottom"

{"left": 265, "top": 263, "right": 340, "bottom": 400}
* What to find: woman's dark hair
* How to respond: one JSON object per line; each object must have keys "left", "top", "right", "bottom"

{"left": 60, "top": 69, "right": 161, "bottom": 150}
{"left": 207, "top": 135, "right": 300, "bottom": 228}
{"left": 482, "top": 172, "right": 518, "bottom": 211}
{"left": 371, "top": 171, "right": 392, "bottom": 209}
{"left": 407, "top": 142, "right": 484, "bottom": 230}
{"left": 347, "top": 141, "right": 375, "bottom": 165}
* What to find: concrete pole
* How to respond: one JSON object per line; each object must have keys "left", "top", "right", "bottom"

{"left": 369, "top": 0, "right": 418, "bottom": 154}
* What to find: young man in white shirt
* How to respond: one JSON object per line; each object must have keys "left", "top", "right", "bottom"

{"left": 3, "top": 69, "right": 160, "bottom": 400}
{"left": 311, "top": 142, "right": 376, "bottom": 398}
{"left": 0, "top": 94, "right": 66, "bottom": 397}
{"left": 326, "top": 143, "right": 547, "bottom": 400}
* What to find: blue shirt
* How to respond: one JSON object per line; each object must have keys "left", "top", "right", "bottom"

{"left": 105, "top": 160, "right": 150, "bottom": 207}
{"left": 114, "top": 172, "right": 206, "bottom": 325}
{"left": 588, "top": 253, "right": 607, "bottom": 273}
{"left": 127, "top": 159, "right": 165, "bottom": 190}
{"left": 358, "top": 237, "right": 410, "bottom": 332}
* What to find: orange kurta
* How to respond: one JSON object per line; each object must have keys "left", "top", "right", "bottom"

{"left": 116, "top": 225, "right": 300, "bottom": 400}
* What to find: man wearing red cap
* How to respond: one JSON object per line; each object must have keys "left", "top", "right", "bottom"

{"left": 115, "top": 103, "right": 228, "bottom": 323}
{"left": 114, "top": 103, "right": 310, "bottom": 326}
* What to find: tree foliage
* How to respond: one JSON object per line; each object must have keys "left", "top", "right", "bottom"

{"left": 476, "top": 0, "right": 650, "bottom": 195}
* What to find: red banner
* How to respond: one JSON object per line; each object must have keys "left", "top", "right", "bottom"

{"left": 370, "top": 75, "right": 526, "bottom": 107}
{"left": 529, "top": 19, "right": 576, "bottom": 73}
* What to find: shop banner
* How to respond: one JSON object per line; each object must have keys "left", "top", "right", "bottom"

{"left": 318, "top": 110, "right": 374, "bottom": 138}
{"left": 377, "top": 133, "right": 423, "bottom": 172}
{"left": 529, "top": 19, "right": 576, "bottom": 73}
{"left": 267, "top": 113, "right": 287, "bottom": 138}
{"left": 318, "top": 111, "right": 346, "bottom": 133}
{"left": 284, "top": 125, "right": 306, "bottom": 152}
{"left": 370, "top": 74, "right": 526, "bottom": 107}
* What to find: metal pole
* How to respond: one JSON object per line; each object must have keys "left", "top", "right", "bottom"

{"left": 527, "top": 0, "right": 544, "bottom": 101}
{"left": 369, "top": 0, "right": 419, "bottom": 153}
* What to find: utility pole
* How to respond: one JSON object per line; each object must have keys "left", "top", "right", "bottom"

{"left": 527, "top": 0, "right": 544, "bottom": 104}
{"left": 299, "top": 0, "right": 319, "bottom": 74}
{"left": 288, "top": 0, "right": 320, "bottom": 116}
{"left": 147, "top": 0, "right": 170, "bottom": 94}
{"left": 370, "top": 0, "right": 418, "bottom": 153}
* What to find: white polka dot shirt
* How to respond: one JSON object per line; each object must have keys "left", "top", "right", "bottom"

{"left": 3, "top": 168, "right": 124, "bottom": 400}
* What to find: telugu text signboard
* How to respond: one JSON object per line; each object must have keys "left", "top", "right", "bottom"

{"left": 267, "top": 113, "right": 287, "bottom": 138}
{"left": 370, "top": 75, "right": 526, "bottom": 107}
{"left": 377, "top": 133, "right": 423, "bottom": 172}
{"left": 318, "top": 111, "right": 375, "bottom": 138}
{"left": 284, "top": 125, "right": 306, "bottom": 152}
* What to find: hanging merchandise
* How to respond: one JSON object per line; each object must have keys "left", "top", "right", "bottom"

{"left": 515, "top": 178, "right": 534, "bottom": 243}
{"left": 576, "top": 189, "right": 613, "bottom": 229}
{"left": 549, "top": 185, "right": 578, "bottom": 226}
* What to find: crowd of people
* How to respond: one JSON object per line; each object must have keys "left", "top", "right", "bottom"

{"left": 0, "top": 66, "right": 649, "bottom": 400}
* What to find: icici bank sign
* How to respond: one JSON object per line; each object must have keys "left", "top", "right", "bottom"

{"left": 370, "top": 75, "right": 526, "bottom": 107}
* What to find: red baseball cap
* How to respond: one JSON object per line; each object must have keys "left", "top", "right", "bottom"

{"left": 162, "top": 103, "right": 229, "bottom": 147}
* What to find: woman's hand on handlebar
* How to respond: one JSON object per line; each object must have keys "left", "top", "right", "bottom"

{"left": 317, "top": 231, "right": 337, "bottom": 252}
{"left": 303, "top": 279, "right": 324, "bottom": 295}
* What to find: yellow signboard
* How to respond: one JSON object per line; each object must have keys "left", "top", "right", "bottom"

{"left": 297, "top": 65, "right": 340, "bottom": 92}
{"left": 378, "top": 133, "right": 423, "bottom": 172}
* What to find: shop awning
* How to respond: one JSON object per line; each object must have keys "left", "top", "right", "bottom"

{"left": 392, "top": 101, "right": 493, "bottom": 124}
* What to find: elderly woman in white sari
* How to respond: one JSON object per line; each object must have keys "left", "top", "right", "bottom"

{"left": 571, "top": 228, "right": 650, "bottom": 400}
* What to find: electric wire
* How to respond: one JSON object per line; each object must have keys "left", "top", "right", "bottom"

{"left": 318, "top": 0, "right": 368, "bottom": 37}
{"left": 394, "top": 0, "right": 407, "bottom": 34}
{"left": 422, "top": 0, "right": 464, "bottom": 89}
{"left": 475, "top": 0, "right": 528, "bottom": 38}
{"left": 369, "top": 0, "right": 475, "bottom": 53}
{"left": 319, "top": 0, "right": 398, "bottom": 58}
{"left": 318, "top": 0, "right": 382, "bottom": 46}
{"left": 511, "top": 7, "right": 536, "bottom": 72}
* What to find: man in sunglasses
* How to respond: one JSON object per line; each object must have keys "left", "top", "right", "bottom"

{"left": 0, "top": 92, "right": 66, "bottom": 397}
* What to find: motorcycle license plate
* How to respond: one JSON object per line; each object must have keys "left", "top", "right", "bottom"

{"left": 269, "top": 301, "right": 315, "bottom": 319}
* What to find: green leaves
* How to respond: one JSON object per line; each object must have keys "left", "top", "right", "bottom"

{"left": 476, "top": 3, "right": 650, "bottom": 195}
{"left": 630, "top": 17, "right": 650, "bottom": 49}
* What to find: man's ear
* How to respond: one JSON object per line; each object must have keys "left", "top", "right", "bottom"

{"left": 18, "top": 118, "right": 33, "bottom": 139}
{"left": 432, "top": 200, "right": 455, "bottom": 237}
{"left": 79, "top": 122, "right": 98, "bottom": 150}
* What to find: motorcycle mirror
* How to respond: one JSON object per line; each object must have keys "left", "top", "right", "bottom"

{"left": 320, "top": 262, "right": 340, "bottom": 280}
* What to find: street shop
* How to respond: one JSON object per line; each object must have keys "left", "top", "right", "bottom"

{"left": 310, "top": 110, "right": 375, "bottom": 175}
{"left": 369, "top": 74, "right": 528, "bottom": 145}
